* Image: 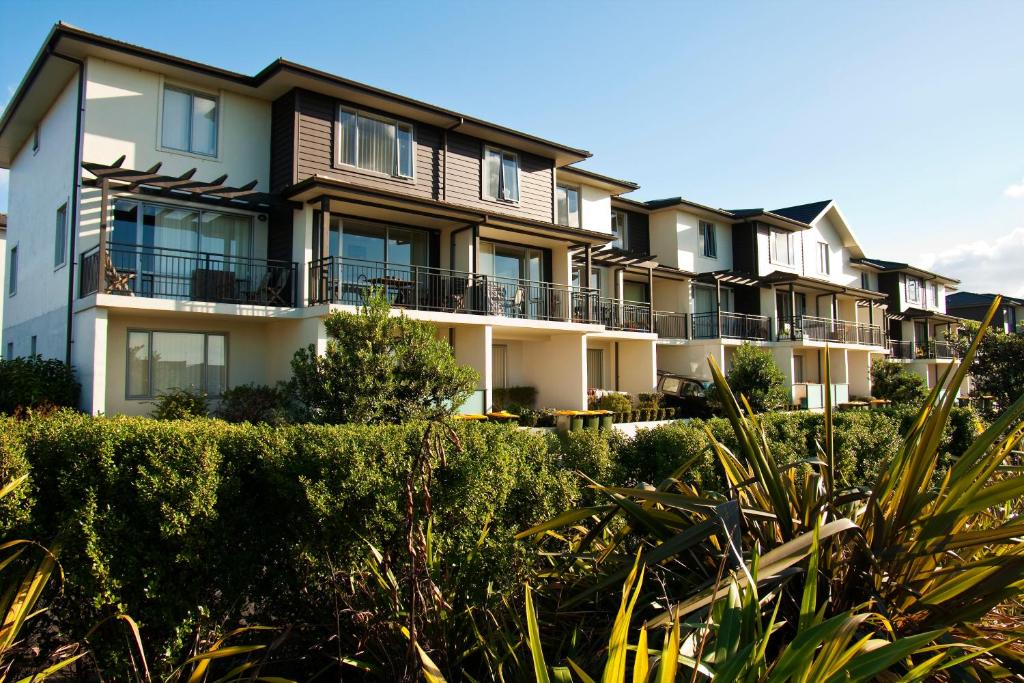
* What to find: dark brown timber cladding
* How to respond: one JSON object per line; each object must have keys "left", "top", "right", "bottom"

{"left": 270, "top": 90, "right": 297, "bottom": 193}
{"left": 445, "top": 131, "right": 553, "bottom": 222}
{"left": 293, "top": 89, "right": 441, "bottom": 200}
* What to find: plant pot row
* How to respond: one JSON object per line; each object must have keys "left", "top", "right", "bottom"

{"left": 613, "top": 407, "right": 676, "bottom": 423}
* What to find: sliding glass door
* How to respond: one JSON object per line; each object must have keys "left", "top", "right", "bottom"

{"left": 479, "top": 242, "right": 546, "bottom": 317}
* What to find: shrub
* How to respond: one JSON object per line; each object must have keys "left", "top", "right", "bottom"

{"left": 0, "top": 356, "right": 79, "bottom": 415}
{"left": 636, "top": 393, "right": 661, "bottom": 409}
{"left": 708, "top": 343, "right": 788, "bottom": 413}
{"left": 493, "top": 386, "right": 538, "bottom": 410}
{"left": 215, "top": 383, "right": 290, "bottom": 424}
{"left": 870, "top": 358, "right": 928, "bottom": 404}
{"left": 290, "top": 289, "right": 478, "bottom": 423}
{"left": 596, "top": 392, "right": 632, "bottom": 414}
{"left": 0, "top": 419, "right": 30, "bottom": 535}
{"left": 149, "top": 387, "right": 209, "bottom": 419}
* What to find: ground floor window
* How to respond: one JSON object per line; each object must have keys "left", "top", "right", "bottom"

{"left": 793, "top": 355, "right": 805, "bottom": 383}
{"left": 491, "top": 344, "right": 508, "bottom": 389}
{"left": 127, "top": 330, "right": 227, "bottom": 399}
{"left": 587, "top": 348, "right": 604, "bottom": 389}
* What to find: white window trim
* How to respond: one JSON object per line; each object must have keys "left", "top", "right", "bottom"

{"left": 125, "top": 329, "right": 229, "bottom": 400}
{"left": 769, "top": 228, "right": 795, "bottom": 267}
{"left": 556, "top": 183, "right": 581, "bottom": 228}
{"left": 8, "top": 243, "right": 18, "bottom": 297}
{"left": 905, "top": 275, "right": 922, "bottom": 304}
{"left": 54, "top": 202, "right": 68, "bottom": 270}
{"left": 698, "top": 220, "right": 717, "bottom": 259}
{"left": 817, "top": 241, "right": 830, "bottom": 275}
{"left": 334, "top": 105, "right": 416, "bottom": 181}
{"left": 156, "top": 78, "right": 222, "bottom": 161}
{"left": 611, "top": 209, "right": 628, "bottom": 249}
{"left": 481, "top": 145, "right": 521, "bottom": 204}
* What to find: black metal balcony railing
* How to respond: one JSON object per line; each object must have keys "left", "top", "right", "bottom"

{"left": 597, "top": 298, "right": 653, "bottom": 332}
{"left": 307, "top": 257, "right": 620, "bottom": 325}
{"left": 888, "top": 339, "right": 956, "bottom": 360}
{"left": 653, "top": 311, "right": 688, "bottom": 339}
{"left": 778, "top": 315, "right": 883, "bottom": 346}
{"left": 690, "top": 311, "right": 772, "bottom": 341}
{"left": 79, "top": 243, "right": 298, "bottom": 307}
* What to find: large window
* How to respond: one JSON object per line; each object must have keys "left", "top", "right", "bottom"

{"left": 817, "top": 242, "right": 829, "bottom": 275}
{"left": 54, "top": 203, "right": 68, "bottom": 267}
{"left": 770, "top": 228, "right": 795, "bottom": 266}
{"left": 699, "top": 221, "right": 717, "bottom": 258}
{"left": 611, "top": 210, "right": 627, "bottom": 249}
{"left": 162, "top": 86, "right": 218, "bottom": 156}
{"left": 556, "top": 184, "right": 580, "bottom": 228}
{"left": 480, "top": 242, "right": 543, "bottom": 282}
{"left": 623, "top": 280, "right": 649, "bottom": 303}
{"left": 483, "top": 147, "right": 520, "bottom": 202}
{"left": 906, "top": 275, "right": 922, "bottom": 304}
{"left": 572, "top": 266, "right": 601, "bottom": 292}
{"left": 127, "top": 330, "right": 226, "bottom": 399}
{"left": 337, "top": 107, "right": 414, "bottom": 178}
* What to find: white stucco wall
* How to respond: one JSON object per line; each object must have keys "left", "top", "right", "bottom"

{"left": 649, "top": 209, "right": 732, "bottom": 274}
{"left": 579, "top": 184, "right": 611, "bottom": 234}
{"left": 3, "top": 75, "right": 79, "bottom": 359}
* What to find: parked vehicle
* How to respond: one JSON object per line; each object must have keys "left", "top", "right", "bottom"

{"left": 657, "top": 371, "right": 713, "bottom": 418}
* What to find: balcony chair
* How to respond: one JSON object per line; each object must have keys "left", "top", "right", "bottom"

{"left": 249, "top": 267, "right": 290, "bottom": 306}
{"left": 104, "top": 258, "right": 135, "bottom": 296}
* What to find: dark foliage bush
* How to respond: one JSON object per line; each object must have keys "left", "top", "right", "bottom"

{"left": 870, "top": 358, "right": 928, "bottom": 404}
{"left": 707, "top": 342, "right": 788, "bottom": 413}
{"left": 149, "top": 387, "right": 209, "bottom": 419}
{"left": 596, "top": 392, "right": 632, "bottom": 414}
{"left": 214, "top": 383, "right": 290, "bottom": 424}
{"left": 0, "top": 356, "right": 79, "bottom": 415}
{"left": 492, "top": 386, "right": 538, "bottom": 410}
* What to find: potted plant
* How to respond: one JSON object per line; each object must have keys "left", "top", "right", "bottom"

{"left": 518, "top": 408, "right": 539, "bottom": 427}
{"left": 583, "top": 410, "right": 601, "bottom": 431}
{"left": 598, "top": 410, "right": 614, "bottom": 430}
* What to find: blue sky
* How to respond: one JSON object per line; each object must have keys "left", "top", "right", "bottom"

{"left": 2, "top": 0, "right": 1023, "bottom": 294}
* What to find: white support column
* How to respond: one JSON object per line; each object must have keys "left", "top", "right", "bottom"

{"left": 72, "top": 307, "right": 108, "bottom": 415}
{"left": 453, "top": 325, "right": 492, "bottom": 410}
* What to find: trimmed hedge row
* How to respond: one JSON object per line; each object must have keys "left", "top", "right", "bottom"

{"left": 3, "top": 405, "right": 980, "bottom": 673}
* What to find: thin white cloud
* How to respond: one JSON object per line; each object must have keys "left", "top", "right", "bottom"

{"left": 919, "top": 227, "right": 1024, "bottom": 297}
{"left": 1004, "top": 179, "right": 1024, "bottom": 198}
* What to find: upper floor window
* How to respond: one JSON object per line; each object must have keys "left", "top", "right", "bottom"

{"left": 483, "top": 147, "right": 520, "bottom": 202}
{"left": 698, "top": 221, "right": 717, "bottom": 258}
{"left": 556, "top": 184, "right": 580, "bottom": 228}
{"left": 906, "top": 275, "right": 922, "bottom": 304}
{"left": 860, "top": 271, "right": 871, "bottom": 290}
{"left": 32, "top": 127, "right": 39, "bottom": 154}
{"left": 337, "top": 107, "right": 414, "bottom": 178}
{"left": 611, "top": 210, "right": 627, "bottom": 249}
{"left": 930, "top": 284, "right": 939, "bottom": 308}
{"left": 8, "top": 245, "right": 17, "bottom": 296}
{"left": 817, "top": 242, "right": 829, "bottom": 275}
{"left": 770, "top": 228, "right": 794, "bottom": 266}
{"left": 54, "top": 203, "right": 68, "bottom": 267}
{"left": 162, "top": 86, "right": 218, "bottom": 156}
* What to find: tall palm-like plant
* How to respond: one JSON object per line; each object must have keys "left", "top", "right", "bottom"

{"left": 517, "top": 297, "right": 1024, "bottom": 680}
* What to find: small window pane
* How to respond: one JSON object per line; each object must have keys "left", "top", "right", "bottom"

{"left": 556, "top": 186, "right": 568, "bottom": 225}
{"left": 397, "top": 124, "right": 413, "bottom": 177}
{"left": 484, "top": 149, "right": 500, "bottom": 199}
{"left": 161, "top": 88, "right": 190, "bottom": 151}
{"left": 206, "top": 335, "right": 227, "bottom": 397}
{"left": 8, "top": 246, "right": 17, "bottom": 295}
{"left": 566, "top": 187, "right": 579, "bottom": 228}
{"left": 54, "top": 204, "right": 68, "bottom": 266}
{"left": 357, "top": 115, "right": 395, "bottom": 174}
{"left": 190, "top": 94, "right": 218, "bottom": 156}
{"left": 152, "top": 332, "right": 205, "bottom": 394}
{"left": 500, "top": 152, "right": 519, "bottom": 201}
{"left": 338, "top": 109, "right": 357, "bottom": 165}
{"left": 127, "top": 331, "right": 151, "bottom": 397}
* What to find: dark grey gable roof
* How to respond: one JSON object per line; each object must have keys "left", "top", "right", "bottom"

{"left": 947, "top": 291, "right": 1024, "bottom": 307}
{"left": 771, "top": 200, "right": 832, "bottom": 224}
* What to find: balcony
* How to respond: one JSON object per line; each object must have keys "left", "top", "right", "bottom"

{"left": 79, "top": 243, "right": 298, "bottom": 307}
{"left": 596, "top": 298, "right": 653, "bottom": 332}
{"left": 653, "top": 312, "right": 688, "bottom": 339}
{"left": 889, "top": 340, "right": 955, "bottom": 360}
{"left": 692, "top": 311, "right": 773, "bottom": 341}
{"left": 308, "top": 257, "right": 609, "bottom": 325}
{"left": 778, "top": 315, "right": 883, "bottom": 346}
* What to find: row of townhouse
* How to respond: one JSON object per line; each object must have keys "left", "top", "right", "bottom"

{"left": 0, "top": 25, "right": 964, "bottom": 416}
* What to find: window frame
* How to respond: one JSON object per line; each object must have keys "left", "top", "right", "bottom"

{"left": 817, "top": 241, "right": 830, "bottom": 275}
{"left": 482, "top": 145, "right": 521, "bottom": 204}
{"left": 610, "top": 209, "right": 628, "bottom": 249}
{"left": 555, "top": 183, "right": 581, "bottom": 228}
{"left": 698, "top": 220, "right": 717, "bottom": 259}
{"left": 54, "top": 202, "right": 68, "bottom": 268}
{"left": 125, "top": 329, "right": 229, "bottom": 400}
{"left": 8, "top": 244, "right": 17, "bottom": 297}
{"left": 860, "top": 271, "right": 871, "bottom": 290}
{"left": 335, "top": 105, "right": 416, "bottom": 180}
{"left": 160, "top": 84, "right": 220, "bottom": 158}
{"left": 769, "top": 228, "right": 795, "bottom": 267}
{"left": 905, "top": 275, "right": 922, "bottom": 304}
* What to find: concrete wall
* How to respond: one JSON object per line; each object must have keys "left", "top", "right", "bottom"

{"left": 521, "top": 332, "right": 586, "bottom": 409}
{"left": 579, "top": 183, "right": 612, "bottom": 234}
{"left": 616, "top": 340, "right": 657, "bottom": 395}
{"left": 3, "top": 76, "right": 79, "bottom": 359}
{"left": 649, "top": 209, "right": 732, "bottom": 274}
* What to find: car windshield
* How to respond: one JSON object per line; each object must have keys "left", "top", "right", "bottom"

{"left": 661, "top": 377, "right": 682, "bottom": 394}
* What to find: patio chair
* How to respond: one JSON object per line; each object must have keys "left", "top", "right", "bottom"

{"left": 104, "top": 258, "right": 135, "bottom": 296}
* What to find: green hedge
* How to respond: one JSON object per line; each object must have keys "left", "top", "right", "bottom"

{"left": 7, "top": 405, "right": 980, "bottom": 674}
{"left": 12, "top": 412, "right": 578, "bottom": 670}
